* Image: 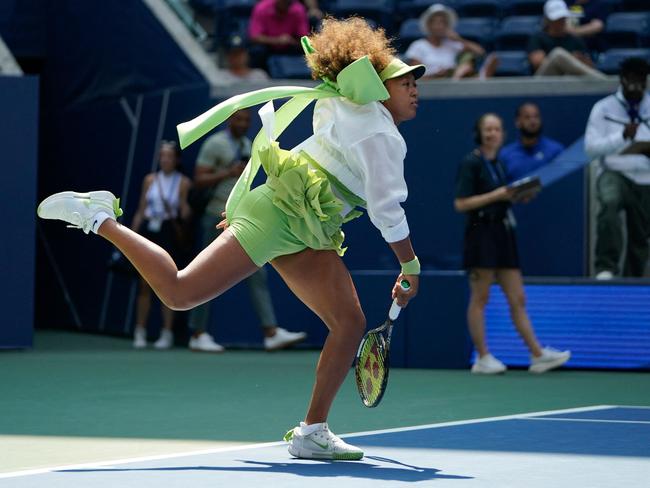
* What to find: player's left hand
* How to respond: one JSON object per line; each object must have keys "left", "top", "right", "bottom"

{"left": 393, "top": 274, "right": 418, "bottom": 307}
{"left": 216, "top": 211, "right": 229, "bottom": 230}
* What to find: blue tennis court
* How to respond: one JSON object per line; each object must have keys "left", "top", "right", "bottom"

{"left": 2, "top": 405, "right": 648, "bottom": 487}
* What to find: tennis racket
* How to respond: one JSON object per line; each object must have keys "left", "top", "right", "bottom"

{"left": 354, "top": 280, "right": 410, "bottom": 408}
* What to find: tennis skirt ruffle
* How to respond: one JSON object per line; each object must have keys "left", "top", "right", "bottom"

{"left": 228, "top": 142, "right": 360, "bottom": 267}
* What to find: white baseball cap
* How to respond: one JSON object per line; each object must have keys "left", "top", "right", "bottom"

{"left": 544, "top": 0, "right": 571, "bottom": 21}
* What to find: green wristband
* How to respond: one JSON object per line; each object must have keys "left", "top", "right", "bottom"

{"left": 400, "top": 256, "right": 421, "bottom": 275}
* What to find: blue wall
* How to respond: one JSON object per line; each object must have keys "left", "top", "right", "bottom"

{"left": 0, "top": 76, "right": 39, "bottom": 348}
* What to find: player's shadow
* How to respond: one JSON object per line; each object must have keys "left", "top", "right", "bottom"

{"left": 59, "top": 455, "right": 472, "bottom": 482}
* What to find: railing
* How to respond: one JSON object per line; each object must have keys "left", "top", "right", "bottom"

{"left": 162, "top": 0, "right": 208, "bottom": 43}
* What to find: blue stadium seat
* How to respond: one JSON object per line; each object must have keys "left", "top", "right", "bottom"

{"left": 493, "top": 50, "right": 532, "bottom": 76}
{"left": 455, "top": 0, "right": 501, "bottom": 18}
{"left": 396, "top": 0, "right": 458, "bottom": 20}
{"left": 456, "top": 17, "right": 496, "bottom": 50}
{"left": 495, "top": 15, "right": 542, "bottom": 50}
{"left": 397, "top": 18, "right": 422, "bottom": 53}
{"left": 222, "top": 0, "right": 256, "bottom": 17}
{"left": 596, "top": 48, "right": 650, "bottom": 74}
{"left": 605, "top": 13, "right": 650, "bottom": 49}
{"left": 267, "top": 55, "right": 312, "bottom": 79}
{"left": 620, "top": 0, "right": 648, "bottom": 12}
{"left": 189, "top": 0, "right": 223, "bottom": 14}
{"left": 503, "top": 0, "right": 545, "bottom": 16}
{"left": 327, "top": 0, "right": 395, "bottom": 31}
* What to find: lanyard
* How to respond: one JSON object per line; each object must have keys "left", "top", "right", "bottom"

{"left": 479, "top": 151, "right": 506, "bottom": 186}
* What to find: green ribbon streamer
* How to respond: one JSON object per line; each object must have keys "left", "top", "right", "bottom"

{"left": 176, "top": 40, "right": 391, "bottom": 220}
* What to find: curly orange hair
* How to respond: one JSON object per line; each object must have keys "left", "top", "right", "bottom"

{"left": 305, "top": 17, "right": 395, "bottom": 82}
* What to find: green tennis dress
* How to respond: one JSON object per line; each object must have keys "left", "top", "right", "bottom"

{"left": 177, "top": 40, "right": 418, "bottom": 266}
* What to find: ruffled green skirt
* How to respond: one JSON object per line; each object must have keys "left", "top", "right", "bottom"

{"left": 228, "top": 141, "right": 361, "bottom": 267}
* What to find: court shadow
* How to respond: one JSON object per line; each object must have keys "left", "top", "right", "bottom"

{"left": 59, "top": 455, "right": 472, "bottom": 482}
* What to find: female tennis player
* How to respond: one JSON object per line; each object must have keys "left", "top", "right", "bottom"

{"left": 454, "top": 113, "right": 570, "bottom": 375}
{"left": 38, "top": 17, "right": 422, "bottom": 460}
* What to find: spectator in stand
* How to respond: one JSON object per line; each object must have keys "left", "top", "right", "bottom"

{"left": 405, "top": 3, "right": 496, "bottom": 80}
{"left": 219, "top": 35, "right": 270, "bottom": 84}
{"left": 131, "top": 141, "right": 192, "bottom": 349}
{"left": 528, "top": 0, "right": 606, "bottom": 79}
{"left": 585, "top": 57, "right": 650, "bottom": 279}
{"left": 566, "top": 0, "right": 612, "bottom": 54}
{"left": 500, "top": 102, "right": 565, "bottom": 181}
{"left": 248, "top": 0, "right": 310, "bottom": 70}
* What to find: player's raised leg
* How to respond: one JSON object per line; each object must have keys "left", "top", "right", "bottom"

{"left": 272, "top": 248, "right": 366, "bottom": 460}
{"left": 37, "top": 190, "right": 259, "bottom": 310}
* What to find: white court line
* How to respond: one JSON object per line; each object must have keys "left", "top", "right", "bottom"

{"left": 608, "top": 404, "right": 650, "bottom": 410}
{"left": 523, "top": 417, "right": 650, "bottom": 425}
{"left": 0, "top": 404, "right": 619, "bottom": 480}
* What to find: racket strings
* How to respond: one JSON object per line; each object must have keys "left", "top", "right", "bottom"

{"left": 356, "top": 333, "right": 388, "bottom": 405}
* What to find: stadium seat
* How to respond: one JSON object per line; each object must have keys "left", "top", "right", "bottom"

{"left": 604, "top": 12, "right": 650, "bottom": 49}
{"left": 267, "top": 55, "right": 312, "bottom": 79}
{"left": 327, "top": 0, "right": 395, "bottom": 31}
{"left": 222, "top": 0, "right": 256, "bottom": 17}
{"left": 495, "top": 15, "right": 542, "bottom": 50}
{"left": 620, "top": 0, "right": 648, "bottom": 12}
{"left": 397, "top": 18, "right": 422, "bottom": 53}
{"left": 596, "top": 48, "right": 650, "bottom": 74}
{"left": 493, "top": 50, "right": 532, "bottom": 76}
{"left": 456, "top": 17, "right": 497, "bottom": 50}
{"left": 455, "top": 0, "right": 501, "bottom": 18}
{"left": 503, "top": 0, "right": 546, "bottom": 16}
{"left": 189, "top": 0, "right": 223, "bottom": 14}
{"left": 396, "top": 0, "right": 458, "bottom": 20}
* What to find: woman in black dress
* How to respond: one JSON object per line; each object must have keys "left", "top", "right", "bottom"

{"left": 454, "top": 113, "right": 570, "bottom": 374}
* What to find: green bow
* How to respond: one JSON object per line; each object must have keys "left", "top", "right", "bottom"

{"left": 176, "top": 36, "right": 390, "bottom": 218}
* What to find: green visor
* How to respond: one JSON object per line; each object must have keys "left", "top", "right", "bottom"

{"left": 379, "top": 58, "right": 426, "bottom": 82}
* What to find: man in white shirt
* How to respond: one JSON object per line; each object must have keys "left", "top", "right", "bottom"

{"left": 585, "top": 57, "right": 650, "bottom": 278}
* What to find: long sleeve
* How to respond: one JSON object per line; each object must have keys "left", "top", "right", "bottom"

{"left": 584, "top": 98, "right": 629, "bottom": 160}
{"left": 353, "top": 133, "right": 410, "bottom": 243}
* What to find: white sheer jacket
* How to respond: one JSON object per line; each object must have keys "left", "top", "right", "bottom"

{"left": 294, "top": 97, "right": 411, "bottom": 243}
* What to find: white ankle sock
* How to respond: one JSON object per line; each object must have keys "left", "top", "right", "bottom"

{"left": 91, "top": 211, "right": 113, "bottom": 234}
{"left": 299, "top": 422, "right": 325, "bottom": 436}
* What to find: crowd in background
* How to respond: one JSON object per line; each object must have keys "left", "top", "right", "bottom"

{"left": 188, "top": 0, "right": 650, "bottom": 80}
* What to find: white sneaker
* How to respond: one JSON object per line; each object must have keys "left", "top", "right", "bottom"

{"left": 264, "top": 327, "right": 307, "bottom": 351}
{"left": 529, "top": 347, "right": 571, "bottom": 373}
{"left": 284, "top": 422, "right": 363, "bottom": 460}
{"left": 133, "top": 326, "right": 147, "bottom": 349}
{"left": 595, "top": 270, "right": 614, "bottom": 280}
{"left": 471, "top": 353, "right": 507, "bottom": 374}
{"left": 37, "top": 190, "right": 123, "bottom": 234}
{"left": 189, "top": 332, "right": 224, "bottom": 353}
{"left": 153, "top": 329, "right": 173, "bottom": 350}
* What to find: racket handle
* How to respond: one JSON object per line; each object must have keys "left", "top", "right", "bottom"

{"left": 389, "top": 280, "right": 411, "bottom": 321}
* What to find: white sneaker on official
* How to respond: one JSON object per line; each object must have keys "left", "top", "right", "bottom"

{"left": 284, "top": 422, "right": 363, "bottom": 460}
{"left": 529, "top": 347, "right": 571, "bottom": 373}
{"left": 264, "top": 327, "right": 307, "bottom": 351}
{"left": 133, "top": 326, "right": 147, "bottom": 349}
{"left": 595, "top": 270, "right": 614, "bottom": 280}
{"left": 37, "top": 190, "right": 123, "bottom": 234}
{"left": 154, "top": 329, "right": 173, "bottom": 350}
{"left": 471, "top": 353, "right": 507, "bottom": 374}
{"left": 189, "top": 332, "right": 224, "bottom": 353}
